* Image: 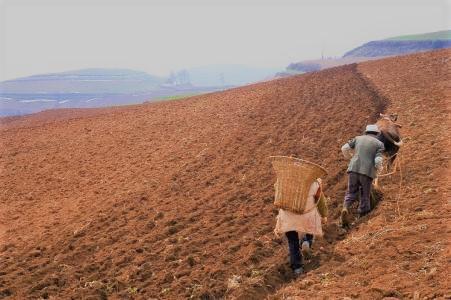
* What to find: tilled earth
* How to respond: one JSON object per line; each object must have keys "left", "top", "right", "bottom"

{"left": 0, "top": 50, "right": 449, "bottom": 299}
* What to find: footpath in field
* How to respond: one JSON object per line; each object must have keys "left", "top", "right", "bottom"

{"left": 0, "top": 50, "right": 449, "bottom": 299}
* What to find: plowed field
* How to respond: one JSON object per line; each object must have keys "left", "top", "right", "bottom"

{"left": 0, "top": 49, "right": 449, "bottom": 299}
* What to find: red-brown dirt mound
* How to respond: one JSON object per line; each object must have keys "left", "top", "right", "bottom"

{"left": 0, "top": 50, "right": 449, "bottom": 299}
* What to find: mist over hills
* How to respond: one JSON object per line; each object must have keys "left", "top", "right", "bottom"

{"left": 186, "top": 65, "right": 279, "bottom": 87}
{"left": 0, "top": 65, "right": 278, "bottom": 117}
{"left": 2, "top": 29, "right": 449, "bottom": 117}
{"left": 0, "top": 69, "right": 173, "bottom": 116}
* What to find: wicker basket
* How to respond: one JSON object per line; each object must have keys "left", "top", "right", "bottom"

{"left": 270, "top": 156, "right": 327, "bottom": 214}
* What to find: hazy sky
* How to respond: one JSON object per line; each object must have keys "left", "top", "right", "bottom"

{"left": 0, "top": 0, "right": 449, "bottom": 81}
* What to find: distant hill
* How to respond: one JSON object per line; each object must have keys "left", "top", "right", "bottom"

{"left": 279, "top": 57, "right": 378, "bottom": 76}
{"left": 0, "top": 66, "right": 281, "bottom": 116}
{"left": 0, "top": 68, "right": 165, "bottom": 94}
{"left": 343, "top": 29, "right": 451, "bottom": 57}
{"left": 0, "top": 68, "right": 226, "bottom": 116}
{"left": 282, "top": 30, "right": 451, "bottom": 75}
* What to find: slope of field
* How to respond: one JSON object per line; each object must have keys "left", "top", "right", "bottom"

{"left": 0, "top": 50, "right": 449, "bottom": 299}
{"left": 272, "top": 50, "right": 450, "bottom": 299}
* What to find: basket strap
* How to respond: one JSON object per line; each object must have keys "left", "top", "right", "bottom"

{"left": 314, "top": 184, "right": 322, "bottom": 203}
{"left": 300, "top": 180, "right": 322, "bottom": 215}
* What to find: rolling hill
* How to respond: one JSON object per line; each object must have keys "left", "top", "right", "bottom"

{"left": 0, "top": 49, "right": 449, "bottom": 299}
{"left": 344, "top": 30, "right": 451, "bottom": 58}
{"left": 0, "top": 66, "right": 280, "bottom": 117}
{"left": 0, "top": 69, "right": 226, "bottom": 117}
{"left": 0, "top": 69, "right": 165, "bottom": 94}
{"left": 283, "top": 29, "right": 451, "bottom": 74}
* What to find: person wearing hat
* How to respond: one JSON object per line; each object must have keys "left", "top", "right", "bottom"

{"left": 340, "top": 124, "right": 385, "bottom": 225}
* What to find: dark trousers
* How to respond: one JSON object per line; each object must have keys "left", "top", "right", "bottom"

{"left": 285, "top": 231, "right": 303, "bottom": 270}
{"left": 344, "top": 172, "right": 373, "bottom": 214}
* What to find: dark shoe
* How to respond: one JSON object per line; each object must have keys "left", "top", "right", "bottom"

{"left": 301, "top": 241, "right": 312, "bottom": 259}
{"left": 293, "top": 267, "right": 304, "bottom": 277}
{"left": 340, "top": 208, "right": 350, "bottom": 227}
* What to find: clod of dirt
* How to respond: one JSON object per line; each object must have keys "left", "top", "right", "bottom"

{"left": 227, "top": 275, "right": 242, "bottom": 289}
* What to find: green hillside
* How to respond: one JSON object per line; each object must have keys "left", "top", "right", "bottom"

{"left": 387, "top": 30, "right": 451, "bottom": 41}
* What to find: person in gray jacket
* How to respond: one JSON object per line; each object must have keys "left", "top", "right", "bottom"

{"left": 340, "top": 124, "right": 384, "bottom": 225}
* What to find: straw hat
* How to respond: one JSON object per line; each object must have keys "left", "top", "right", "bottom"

{"left": 365, "top": 124, "right": 380, "bottom": 134}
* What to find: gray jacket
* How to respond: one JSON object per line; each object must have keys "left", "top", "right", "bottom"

{"left": 341, "top": 134, "right": 385, "bottom": 179}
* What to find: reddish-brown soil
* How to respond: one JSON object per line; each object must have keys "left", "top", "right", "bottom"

{"left": 0, "top": 49, "right": 449, "bottom": 300}
{"left": 271, "top": 50, "right": 451, "bottom": 299}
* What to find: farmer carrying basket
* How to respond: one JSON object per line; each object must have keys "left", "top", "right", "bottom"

{"left": 272, "top": 156, "right": 328, "bottom": 276}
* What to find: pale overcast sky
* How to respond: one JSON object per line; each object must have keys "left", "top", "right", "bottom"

{"left": 0, "top": 0, "right": 449, "bottom": 81}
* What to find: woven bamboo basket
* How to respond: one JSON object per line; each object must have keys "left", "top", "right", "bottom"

{"left": 270, "top": 156, "right": 327, "bottom": 214}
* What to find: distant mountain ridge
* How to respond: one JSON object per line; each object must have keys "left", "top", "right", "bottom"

{"left": 282, "top": 29, "right": 451, "bottom": 74}
{"left": 344, "top": 30, "right": 451, "bottom": 57}
{"left": 0, "top": 65, "right": 283, "bottom": 117}
{"left": 0, "top": 68, "right": 165, "bottom": 94}
{"left": 0, "top": 68, "right": 229, "bottom": 116}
